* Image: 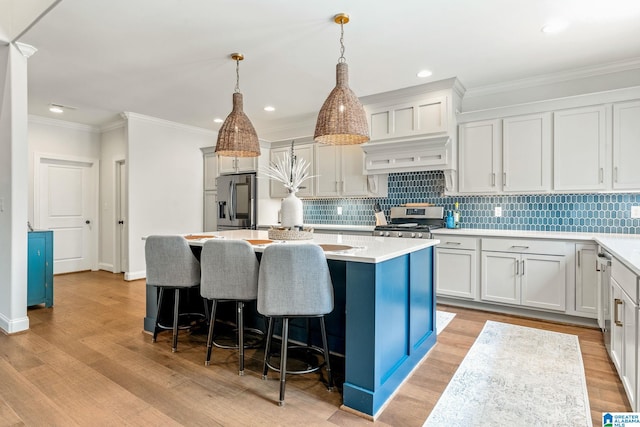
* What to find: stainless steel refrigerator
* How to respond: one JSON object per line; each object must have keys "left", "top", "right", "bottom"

{"left": 216, "top": 173, "right": 257, "bottom": 230}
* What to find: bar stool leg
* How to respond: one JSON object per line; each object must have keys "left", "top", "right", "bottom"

{"left": 262, "top": 317, "right": 274, "bottom": 380}
{"left": 152, "top": 287, "right": 164, "bottom": 343}
{"left": 237, "top": 301, "right": 245, "bottom": 376}
{"left": 279, "top": 317, "right": 289, "bottom": 406}
{"left": 172, "top": 288, "right": 180, "bottom": 353}
{"left": 202, "top": 297, "right": 210, "bottom": 326}
{"left": 320, "top": 317, "right": 334, "bottom": 392}
{"left": 205, "top": 300, "right": 218, "bottom": 366}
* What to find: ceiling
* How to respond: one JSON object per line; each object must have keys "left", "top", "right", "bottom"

{"left": 9, "top": 0, "right": 640, "bottom": 140}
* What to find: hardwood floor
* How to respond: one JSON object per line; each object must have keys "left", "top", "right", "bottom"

{"left": 0, "top": 271, "right": 630, "bottom": 426}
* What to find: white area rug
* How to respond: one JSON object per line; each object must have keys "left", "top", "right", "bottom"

{"left": 436, "top": 310, "right": 456, "bottom": 335}
{"left": 424, "top": 321, "right": 592, "bottom": 427}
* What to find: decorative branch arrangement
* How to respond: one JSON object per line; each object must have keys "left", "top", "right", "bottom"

{"left": 261, "top": 141, "right": 314, "bottom": 193}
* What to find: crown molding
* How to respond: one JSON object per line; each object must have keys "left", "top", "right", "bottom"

{"left": 121, "top": 111, "right": 216, "bottom": 136}
{"left": 465, "top": 57, "right": 640, "bottom": 99}
{"left": 28, "top": 114, "right": 100, "bottom": 133}
{"left": 100, "top": 119, "right": 126, "bottom": 132}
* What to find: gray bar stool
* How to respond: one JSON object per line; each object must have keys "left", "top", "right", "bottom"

{"left": 200, "top": 239, "right": 259, "bottom": 375}
{"left": 145, "top": 235, "right": 208, "bottom": 353}
{"left": 257, "top": 243, "right": 334, "bottom": 406}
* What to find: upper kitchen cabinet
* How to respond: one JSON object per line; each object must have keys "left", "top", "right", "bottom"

{"left": 368, "top": 95, "right": 448, "bottom": 141}
{"left": 201, "top": 147, "right": 218, "bottom": 190}
{"left": 458, "top": 120, "right": 501, "bottom": 193}
{"left": 458, "top": 113, "right": 550, "bottom": 194}
{"left": 218, "top": 156, "right": 257, "bottom": 175}
{"left": 502, "top": 113, "right": 551, "bottom": 193}
{"left": 553, "top": 106, "right": 608, "bottom": 192}
{"left": 269, "top": 143, "right": 314, "bottom": 199}
{"left": 613, "top": 100, "right": 640, "bottom": 190}
{"left": 315, "top": 144, "right": 373, "bottom": 197}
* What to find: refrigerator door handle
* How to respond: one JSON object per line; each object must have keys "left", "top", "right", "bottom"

{"left": 228, "top": 180, "right": 235, "bottom": 221}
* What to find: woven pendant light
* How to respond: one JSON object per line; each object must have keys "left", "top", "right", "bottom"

{"left": 215, "top": 53, "right": 261, "bottom": 157}
{"left": 314, "top": 14, "right": 369, "bottom": 145}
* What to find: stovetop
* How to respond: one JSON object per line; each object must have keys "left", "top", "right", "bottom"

{"left": 373, "top": 223, "right": 442, "bottom": 232}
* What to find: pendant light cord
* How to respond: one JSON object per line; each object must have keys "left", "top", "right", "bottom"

{"left": 234, "top": 58, "right": 241, "bottom": 93}
{"left": 338, "top": 20, "right": 346, "bottom": 64}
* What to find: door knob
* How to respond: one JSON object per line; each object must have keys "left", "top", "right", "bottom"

{"left": 85, "top": 220, "right": 91, "bottom": 224}
{"left": 118, "top": 220, "right": 124, "bottom": 224}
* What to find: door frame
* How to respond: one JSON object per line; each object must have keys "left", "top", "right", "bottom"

{"left": 114, "top": 159, "right": 127, "bottom": 274}
{"left": 33, "top": 152, "right": 100, "bottom": 272}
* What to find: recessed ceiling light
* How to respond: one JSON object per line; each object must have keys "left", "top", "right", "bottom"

{"left": 264, "top": 106, "right": 275, "bottom": 112}
{"left": 213, "top": 118, "right": 224, "bottom": 123}
{"left": 417, "top": 69, "right": 433, "bottom": 78}
{"left": 49, "top": 104, "right": 64, "bottom": 113}
{"left": 541, "top": 20, "right": 569, "bottom": 34}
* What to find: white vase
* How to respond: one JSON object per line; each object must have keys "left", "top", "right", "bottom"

{"left": 281, "top": 191, "right": 303, "bottom": 227}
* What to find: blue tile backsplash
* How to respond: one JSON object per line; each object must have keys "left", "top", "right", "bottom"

{"left": 303, "top": 171, "right": 640, "bottom": 234}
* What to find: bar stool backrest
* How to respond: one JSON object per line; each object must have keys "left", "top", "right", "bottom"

{"left": 257, "top": 243, "right": 334, "bottom": 317}
{"left": 145, "top": 235, "right": 200, "bottom": 288}
{"left": 200, "top": 239, "right": 259, "bottom": 300}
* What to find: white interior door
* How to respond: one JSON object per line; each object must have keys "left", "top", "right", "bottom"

{"left": 36, "top": 155, "right": 98, "bottom": 274}
{"left": 116, "top": 160, "right": 128, "bottom": 273}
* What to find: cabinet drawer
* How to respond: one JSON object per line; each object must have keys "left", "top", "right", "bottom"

{"left": 612, "top": 258, "right": 638, "bottom": 303}
{"left": 436, "top": 236, "right": 478, "bottom": 251}
{"left": 481, "top": 238, "right": 566, "bottom": 256}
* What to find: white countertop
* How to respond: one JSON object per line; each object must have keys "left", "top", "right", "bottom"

{"left": 184, "top": 230, "right": 439, "bottom": 264}
{"left": 259, "top": 224, "right": 375, "bottom": 232}
{"left": 432, "top": 228, "right": 640, "bottom": 277}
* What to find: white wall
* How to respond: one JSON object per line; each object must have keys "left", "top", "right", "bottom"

{"left": 99, "top": 121, "right": 126, "bottom": 272}
{"left": 125, "top": 113, "right": 214, "bottom": 280}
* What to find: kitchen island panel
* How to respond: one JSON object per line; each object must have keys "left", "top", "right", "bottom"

{"left": 343, "top": 247, "right": 436, "bottom": 418}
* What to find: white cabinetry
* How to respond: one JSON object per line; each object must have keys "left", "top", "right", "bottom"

{"left": 502, "top": 113, "right": 551, "bottom": 192}
{"left": 481, "top": 238, "right": 567, "bottom": 312}
{"left": 315, "top": 144, "right": 370, "bottom": 197}
{"left": 613, "top": 100, "right": 640, "bottom": 190}
{"left": 218, "top": 156, "right": 257, "bottom": 174}
{"left": 575, "top": 243, "right": 598, "bottom": 316}
{"left": 435, "top": 236, "right": 478, "bottom": 299}
{"left": 458, "top": 120, "right": 501, "bottom": 193}
{"left": 201, "top": 147, "right": 218, "bottom": 231}
{"left": 269, "top": 144, "right": 314, "bottom": 198}
{"left": 368, "top": 95, "right": 449, "bottom": 141}
{"left": 609, "top": 258, "right": 638, "bottom": 411}
{"left": 553, "top": 106, "right": 607, "bottom": 191}
{"left": 458, "top": 113, "right": 550, "bottom": 194}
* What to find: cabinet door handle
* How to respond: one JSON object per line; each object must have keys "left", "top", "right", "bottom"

{"left": 515, "top": 260, "right": 519, "bottom": 276}
{"left": 599, "top": 167, "right": 603, "bottom": 184}
{"left": 342, "top": 181, "right": 346, "bottom": 193}
{"left": 614, "top": 166, "right": 619, "bottom": 183}
{"left": 521, "top": 260, "right": 525, "bottom": 276}
{"left": 445, "top": 241, "right": 462, "bottom": 245}
{"left": 510, "top": 245, "right": 529, "bottom": 250}
{"left": 491, "top": 173, "right": 496, "bottom": 187}
{"left": 577, "top": 250, "right": 581, "bottom": 267}
{"left": 503, "top": 172, "right": 507, "bottom": 187}
{"left": 614, "top": 298, "right": 623, "bottom": 327}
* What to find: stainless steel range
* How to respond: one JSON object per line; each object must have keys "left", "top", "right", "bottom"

{"left": 372, "top": 206, "right": 444, "bottom": 239}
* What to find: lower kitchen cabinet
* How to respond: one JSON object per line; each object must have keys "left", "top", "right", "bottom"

{"left": 575, "top": 243, "right": 598, "bottom": 316}
{"left": 27, "top": 230, "right": 54, "bottom": 307}
{"left": 609, "top": 258, "right": 638, "bottom": 411}
{"left": 435, "top": 236, "right": 478, "bottom": 299}
{"left": 480, "top": 238, "right": 567, "bottom": 312}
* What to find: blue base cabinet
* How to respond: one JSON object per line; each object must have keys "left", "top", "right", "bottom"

{"left": 28, "top": 231, "right": 54, "bottom": 307}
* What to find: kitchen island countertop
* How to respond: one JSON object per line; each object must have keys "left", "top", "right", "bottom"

{"left": 184, "top": 229, "right": 439, "bottom": 264}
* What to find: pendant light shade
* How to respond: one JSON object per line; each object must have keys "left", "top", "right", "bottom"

{"left": 314, "top": 14, "right": 369, "bottom": 145}
{"left": 215, "top": 53, "right": 261, "bottom": 157}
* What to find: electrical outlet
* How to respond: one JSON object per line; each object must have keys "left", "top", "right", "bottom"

{"left": 494, "top": 206, "right": 502, "bottom": 217}
{"left": 631, "top": 206, "right": 640, "bottom": 219}
{"left": 337, "top": 206, "right": 343, "bottom": 215}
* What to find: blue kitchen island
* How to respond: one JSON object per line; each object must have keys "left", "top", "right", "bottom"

{"left": 143, "top": 230, "right": 439, "bottom": 419}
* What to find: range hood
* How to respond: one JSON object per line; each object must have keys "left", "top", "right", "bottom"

{"left": 361, "top": 134, "right": 456, "bottom": 190}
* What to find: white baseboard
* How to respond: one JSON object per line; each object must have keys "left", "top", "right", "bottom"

{"left": 125, "top": 270, "right": 146, "bottom": 281}
{"left": 98, "top": 262, "right": 114, "bottom": 272}
{"left": 0, "top": 312, "right": 30, "bottom": 334}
